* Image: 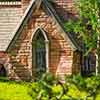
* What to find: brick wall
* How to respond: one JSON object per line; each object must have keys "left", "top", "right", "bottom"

{"left": 56, "top": 0, "right": 78, "bottom": 21}
{"left": 1, "top": 0, "right": 81, "bottom": 81}
{"left": 72, "top": 51, "right": 81, "bottom": 74}
{"left": 55, "top": 0, "right": 73, "bottom": 12}
{"left": 21, "top": 0, "right": 31, "bottom": 12}
{"left": 0, "top": 52, "right": 11, "bottom": 77}
{"left": 8, "top": 7, "right": 76, "bottom": 80}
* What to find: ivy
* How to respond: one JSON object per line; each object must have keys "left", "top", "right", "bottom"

{"left": 65, "top": 0, "right": 100, "bottom": 74}
{"left": 65, "top": 0, "right": 99, "bottom": 53}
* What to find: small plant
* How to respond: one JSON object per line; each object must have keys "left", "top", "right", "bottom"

{"left": 28, "top": 73, "right": 100, "bottom": 100}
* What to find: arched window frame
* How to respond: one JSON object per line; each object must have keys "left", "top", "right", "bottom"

{"left": 31, "top": 27, "right": 49, "bottom": 74}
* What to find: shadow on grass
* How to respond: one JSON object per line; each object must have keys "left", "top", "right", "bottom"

{"left": 0, "top": 77, "right": 30, "bottom": 86}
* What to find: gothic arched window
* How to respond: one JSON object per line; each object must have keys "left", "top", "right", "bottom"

{"left": 32, "top": 27, "right": 49, "bottom": 80}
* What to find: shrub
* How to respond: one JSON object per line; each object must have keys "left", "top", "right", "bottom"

{"left": 0, "top": 73, "right": 100, "bottom": 100}
{"left": 28, "top": 73, "right": 100, "bottom": 100}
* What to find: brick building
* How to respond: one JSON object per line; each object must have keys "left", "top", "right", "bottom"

{"left": 0, "top": 0, "right": 95, "bottom": 81}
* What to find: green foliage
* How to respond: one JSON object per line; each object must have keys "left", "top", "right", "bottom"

{"left": 65, "top": 0, "right": 100, "bottom": 54}
{"left": 28, "top": 73, "right": 100, "bottom": 100}
{"left": 0, "top": 74, "right": 100, "bottom": 100}
{"left": 0, "top": 80, "right": 32, "bottom": 100}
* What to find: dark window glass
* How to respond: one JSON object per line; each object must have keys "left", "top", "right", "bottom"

{"left": 35, "top": 32, "right": 46, "bottom": 79}
{"left": 0, "top": 64, "right": 7, "bottom": 77}
{"left": 82, "top": 53, "right": 96, "bottom": 75}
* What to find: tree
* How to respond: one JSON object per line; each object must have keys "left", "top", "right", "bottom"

{"left": 65, "top": 0, "right": 100, "bottom": 75}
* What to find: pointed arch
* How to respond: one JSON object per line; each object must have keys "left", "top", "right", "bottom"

{"left": 31, "top": 27, "right": 49, "bottom": 42}
{"left": 31, "top": 27, "right": 49, "bottom": 79}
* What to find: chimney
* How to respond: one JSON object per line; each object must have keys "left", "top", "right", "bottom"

{"left": 21, "top": 0, "right": 31, "bottom": 12}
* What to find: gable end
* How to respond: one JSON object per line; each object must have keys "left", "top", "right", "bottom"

{"left": 6, "top": 0, "right": 81, "bottom": 52}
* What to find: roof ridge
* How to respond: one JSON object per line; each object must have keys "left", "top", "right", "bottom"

{"left": 0, "top": 1, "right": 21, "bottom": 5}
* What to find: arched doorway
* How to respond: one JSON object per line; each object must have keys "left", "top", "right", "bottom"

{"left": 0, "top": 64, "right": 7, "bottom": 77}
{"left": 32, "top": 27, "right": 49, "bottom": 80}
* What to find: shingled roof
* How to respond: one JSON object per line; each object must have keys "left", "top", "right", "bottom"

{"left": 0, "top": 2, "right": 22, "bottom": 51}
{"left": 0, "top": 0, "right": 81, "bottom": 52}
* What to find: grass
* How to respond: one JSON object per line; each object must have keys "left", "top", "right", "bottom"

{"left": 0, "top": 78, "right": 32, "bottom": 100}
{"left": 0, "top": 76, "right": 100, "bottom": 100}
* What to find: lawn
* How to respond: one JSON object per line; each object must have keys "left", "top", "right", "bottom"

{"left": 0, "top": 74, "right": 100, "bottom": 100}
{"left": 0, "top": 79, "right": 32, "bottom": 100}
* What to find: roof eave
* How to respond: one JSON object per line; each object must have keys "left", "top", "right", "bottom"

{"left": 6, "top": 0, "right": 37, "bottom": 52}
{"left": 43, "top": 0, "right": 81, "bottom": 51}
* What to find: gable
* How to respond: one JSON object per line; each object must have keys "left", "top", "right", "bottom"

{"left": 7, "top": 7, "right": 75, "bottom": 78}
{"left": 1, "top": 0, "right": 81, "bottom": 52}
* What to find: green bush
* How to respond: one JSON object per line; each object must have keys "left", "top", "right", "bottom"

{"left": 28, "top": 73, "right": 100, "bottom": 100}
{"left": 0, "top": 74, "right": 100, "bottom": 100}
